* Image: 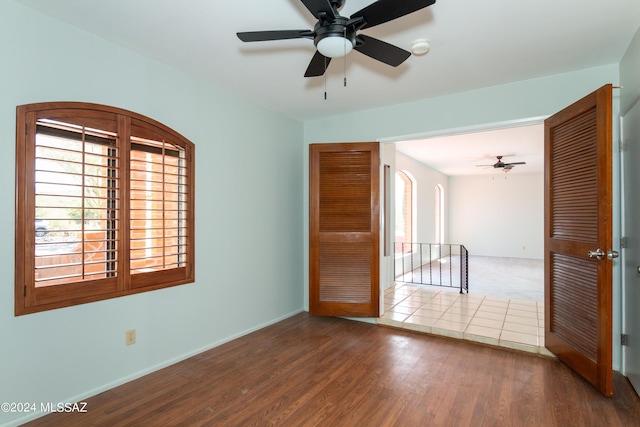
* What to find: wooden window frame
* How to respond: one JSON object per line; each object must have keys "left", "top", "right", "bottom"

{"left": 15, "top": 102, "right": 195, "bottom": 315}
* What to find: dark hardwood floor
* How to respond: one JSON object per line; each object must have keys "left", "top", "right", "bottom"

{"left": 25, "top": 313, "right": 640, "bottom": 426}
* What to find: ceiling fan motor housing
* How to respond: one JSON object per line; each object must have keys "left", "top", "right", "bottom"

{"left": 313, "top": 16, "right": 356, "bottom": 51}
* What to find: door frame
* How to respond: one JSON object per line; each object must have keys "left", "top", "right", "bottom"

{"left": 620, "top": 91, "right": 640, "bottom": 393}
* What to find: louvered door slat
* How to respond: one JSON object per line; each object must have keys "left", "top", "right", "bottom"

{"left": 310, "top": 143, "right": 380, "bottom": 317}
{"left": 319, "top": 242, "right": 371, "bottom": 303}
{"left": 544, "top": 84, "right": 613, "bottom": 396}
{"left": 550, "top": 108, "right": 598, "bottom": 243}
{"left": 319, "top": 151, "right": 372, "bottom": 233}
{"left": 550, "top": 253, "right": 598, "bottom": 360}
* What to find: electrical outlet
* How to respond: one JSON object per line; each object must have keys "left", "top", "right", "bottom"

{"left": 125, "top": 329, "right": 136, "bottom": 346}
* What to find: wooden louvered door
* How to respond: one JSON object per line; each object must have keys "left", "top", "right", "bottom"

{"left": 309, "top": 142, "right": 380, "bottom": 317}
{"left": 544, "top": 84, "right": 613, "bottom": 396}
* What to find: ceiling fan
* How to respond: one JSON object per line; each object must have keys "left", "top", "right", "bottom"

{"left": 236, "top": 0, "right": 436, "bottom": 77}
{"left": 476, "top": 155, "right": 527, "bottom": 172}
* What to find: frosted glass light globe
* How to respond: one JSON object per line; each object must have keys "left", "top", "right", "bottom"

{"left": 317, "top": 36, "right": 353, "bottom": 58}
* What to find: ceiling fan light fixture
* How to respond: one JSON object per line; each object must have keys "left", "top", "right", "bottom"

{"left": 317, "top": 35, "right": 354, "bottom": 58}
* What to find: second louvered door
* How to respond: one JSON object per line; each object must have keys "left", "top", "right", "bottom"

{"left": 309, "top": 142, "right": 380, "bottom": 317}
{"left": 544, "top": 84, "right": 613, "bottom": 396}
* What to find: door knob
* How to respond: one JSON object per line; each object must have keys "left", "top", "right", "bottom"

{"left": 588, "top": 248, "right": 605, "bottom": 260}
{"left": 587, "top": 248, "right": 618, "bottom": 260}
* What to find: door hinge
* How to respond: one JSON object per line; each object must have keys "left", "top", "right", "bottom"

{"left": 24, "top": 285, "right": 27, "bottom": 297}
{"left": 621, "top": 334, "right": 629, "bottom": 346}
{"left": 621, "top": 237, "right": 628, "bottom": 249}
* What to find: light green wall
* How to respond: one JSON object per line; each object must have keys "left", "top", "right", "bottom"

{"left": 621, "top": 26, "right": 640, "bottom": 112}
{"left": 303, "top": 64, "right": 618, "bottom": 143}
{"left": 0, "top": 2, "right": 303, "bottom": 425}
{"left": 2, "top": 1, "right": 638, "bottom": 424}
{"left": 620, "top": 24, "right": 640, "bottom": 381}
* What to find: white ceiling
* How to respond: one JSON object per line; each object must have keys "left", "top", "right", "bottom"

{"left": 13, "top": 0, "right": 640, "bottom": 176}
{"left": 14, "top": 0, "right": 640, "bottom": 122}
{"left": 395, "top": 123, "right": 544, "bottom": 176}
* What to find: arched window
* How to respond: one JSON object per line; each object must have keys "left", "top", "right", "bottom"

{"left": 395, "top": 170, "right": 415, "bottom": 253}
{"left": 435, "top": 184, "right": 445, "bottom": 244}
{"left": 15, "top": 102, "right": 195, "bottom": 315}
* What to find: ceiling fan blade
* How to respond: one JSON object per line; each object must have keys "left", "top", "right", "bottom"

{"left": 305, "top": 50, "right": 331, "bottom": 77}
{"left": 237, "top": 30, "right": 313, "bottom": 42}
{"left": 505, "top": 162, "right": 526, "bottom": 166}
{"left": 351, "top": 0, "right": 436, "bottom": 30}
{"left": 354, "top": 35, "right": 411, "bottom": 67}
{"left": 300, "top": 0, "right": 337, "bottom": 20}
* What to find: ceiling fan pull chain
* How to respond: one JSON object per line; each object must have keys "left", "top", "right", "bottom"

{"left": 343, "top": 28, "right": 347, "bottom": 87}
{"left": 324, "top": 56, "right": 328, "bottom": 100}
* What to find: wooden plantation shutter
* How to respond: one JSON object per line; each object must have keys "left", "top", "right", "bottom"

{"left": 129, "top": 119, "right": 192, "bottom": 289}
{"left": 24, "top": 111, "right": 121, "bottom": 308}
{"left": 35, "top": 120, "right": 120, "bottom": 285}
{"left": 309, "top": 142, "right": 380, "bottom": 317}
{"left": 15, "top": 102, "right": 194, "bottom": 315}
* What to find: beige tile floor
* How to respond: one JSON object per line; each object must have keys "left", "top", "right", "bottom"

{"left": 378, "top": 284, "right": 554, "bottom": 357}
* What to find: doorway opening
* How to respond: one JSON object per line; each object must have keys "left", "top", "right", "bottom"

{"left": 381, "top": 119, "right": 547, "bottom": 354}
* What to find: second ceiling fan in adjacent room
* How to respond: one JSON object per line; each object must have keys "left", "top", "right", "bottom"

{"left": 476, "top": 155, "right": 527, "bottom": 173}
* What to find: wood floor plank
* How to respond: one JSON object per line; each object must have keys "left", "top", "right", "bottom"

{"left": 23, "top": 313, "right": 640, "bottom": 426}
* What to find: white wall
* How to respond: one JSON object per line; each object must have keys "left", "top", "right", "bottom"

{"left": 449, "top": 173, "right": 543, "bottom": 258}
{"left": 0, "top": 3, "right": 304, "bottom": 426}
{"left": 395, "top": 152, "right": 450, "bottom": 245}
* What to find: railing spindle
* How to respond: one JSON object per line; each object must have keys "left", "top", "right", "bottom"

{"left": 395, "top": 242, "right": 468, "bottom": 294}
